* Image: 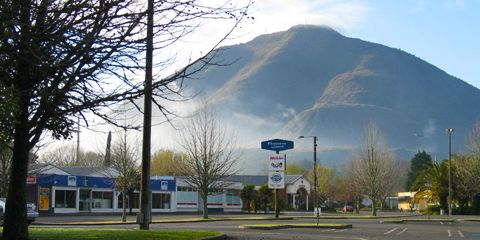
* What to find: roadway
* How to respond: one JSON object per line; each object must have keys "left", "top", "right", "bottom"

{"left": 32, "top": 213, "right": 480, "bottom": 240}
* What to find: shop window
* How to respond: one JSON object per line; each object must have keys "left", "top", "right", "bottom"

{"left": 152, "top": 193, "right": 171, "bottom": 209}
{"left": 55, "top": 190, "right": 76, "bottom": 208}
{"left": 92, "top": 191, "right": 113, "bottom": 208}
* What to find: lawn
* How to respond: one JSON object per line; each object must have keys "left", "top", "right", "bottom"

{"left": 1, "top": 228, "right": 220, "bottom": 240}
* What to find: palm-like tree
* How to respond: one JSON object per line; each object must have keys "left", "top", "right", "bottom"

{"left": 411, "top": 161, "right": 449, "bottom": 209}
{"left": 240, "top": 184, "right": 256, "bottom": 213}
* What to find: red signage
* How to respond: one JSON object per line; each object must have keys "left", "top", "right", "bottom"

{"left": 26, "top": 175, "right": 36, "bottom": 184}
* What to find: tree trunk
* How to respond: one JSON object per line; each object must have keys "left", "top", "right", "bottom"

{"left": 202, "top": 193, "right": 208, "bottom": 219}
{"left": 264, "top": 199, "right": 267, "bottom": 214}
{"left": 3, "top": 1, "right": 32, "bottom": 235}
{"left": 3, "top": 113, "right": 30, "bottom": 240}
{"left": 372, "top": 199, "right": 377, "bottom": 216}
{"left": 247, "top": 200, "right": 251, "bottom": 214}
{"left": 122, "top": 186, "right": 127, "bottom": 222}
{"left": 128, "top": 190, "right": 133, "bottom": 214}
{"left": 355, "top": 196, "right": 360, "bottom": 214}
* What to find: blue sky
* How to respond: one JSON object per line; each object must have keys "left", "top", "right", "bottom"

{"left": 349, "top": 0, "right": 480, "bottom": 89}
{"left": 229, "top": 0, "right": 480, "bottom": 89}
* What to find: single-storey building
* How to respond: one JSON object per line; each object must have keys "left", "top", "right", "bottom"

{"left": 26, "top": 164, "right": 311, "bottom": 214}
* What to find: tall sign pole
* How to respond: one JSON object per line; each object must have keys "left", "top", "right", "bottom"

{"left": 447, "top": 128, "right": 454, "bottom": 217}
{"left": 261, "top": 139, "right": 293, "bottom": 219}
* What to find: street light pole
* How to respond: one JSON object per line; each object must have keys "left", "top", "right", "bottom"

{"left": 447, "top": 128, "right": 454, "bottom": 217}
{"left": 299, "top": 135, "right": 319, "bottom": 225}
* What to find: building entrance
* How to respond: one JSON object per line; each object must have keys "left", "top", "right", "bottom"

{"left": 79, "top": 189, "right": 91, "bottom": 211}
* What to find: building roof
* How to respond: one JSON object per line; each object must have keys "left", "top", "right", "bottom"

{"left": 29, "top": 163, "right": 118, "bottom": 178}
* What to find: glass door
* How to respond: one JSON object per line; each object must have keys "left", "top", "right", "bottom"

{"left": 79, "top": 189, "right": 91, "bottom": 212}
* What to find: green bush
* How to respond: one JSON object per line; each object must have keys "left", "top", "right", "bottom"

{"left": 425, "top": 205, "right": 442, "bottom": 215}
{"left": 452, "top": 206, "right": 480, "bottom": 215}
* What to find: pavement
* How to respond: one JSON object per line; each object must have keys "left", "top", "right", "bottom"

{"left": 30, "top": 212, "right": 480, "bottom": 239}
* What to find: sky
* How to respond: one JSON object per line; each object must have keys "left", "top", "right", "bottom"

{"left": 39, "top": 0, "right": 480, "bottom": 158}
{"left": 224, "top": 0, "right": 480, "bottom": 89}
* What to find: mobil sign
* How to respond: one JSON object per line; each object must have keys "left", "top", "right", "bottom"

{"left": 269, "top": 155, "right": 285, "bottom": 171}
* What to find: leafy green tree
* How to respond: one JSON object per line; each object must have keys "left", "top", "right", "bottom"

{"left": 240, "top": 184, "right": 256, "bottom": 213}
{"left": 151, "top": 149, "right": 187, "bottom": 176}
{"left": 453, "top": 154, "right": 480, "bottom": 208}
{"left": 407, "top": 150, "right": 433, "bottom": 190}
{"left": 286, "top": 162, "right": 308, "bottom": 175}
{"left": 412, "top": 160, "right": 449, "bottom": 210}
{"left": 257, "top": 184, "right": 273, "bottom": 213}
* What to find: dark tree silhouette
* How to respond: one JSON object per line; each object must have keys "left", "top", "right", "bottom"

{"left": 0, "top": 0, "right": 251, "bottom": 238}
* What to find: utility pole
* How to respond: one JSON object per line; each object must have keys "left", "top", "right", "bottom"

{"left": 139, "top": 0, "right": 153, "bottom": 230}
{"left": 447, "top": 128, "right": 454, "bottom": 217}
{"left": 313, "top": 136, "right": 319, "bottom": 225}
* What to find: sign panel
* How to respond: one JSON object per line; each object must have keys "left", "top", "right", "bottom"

{"left": 39, "top": 188, "right": 50, "bottom": 211}
{"left": 268, "top": 171, "right": 285, "bottom": 189}
{"left": 269, "top": 155, "right": 285, "bottom": 171}
{"left": 161, "top": 181, "right": 168, "bottom": 190}
{"left": 67, "top": 176, "right": 77, "bottom": 186}
{"left": 261, "top": 139, "right": 294, "bottom": 152}
{"left": 26, "top": 175, "right": 36, "bottom": 184}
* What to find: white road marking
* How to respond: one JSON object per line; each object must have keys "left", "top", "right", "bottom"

{"left": 384, "top": 227, "right": 398, "bottom": 235}
{"left": 440, "top": 222, "right": 444, "bottom": 225}
{"left": 447, "top": 229, "right": 452, "bottom": 237}
{"left": 334, "top": 229, "right": 348, "bottom": 233}
{"left": 323, "top": 229, "right": 336, "bottom": 232}
{"left": 458, "top": 230, "right": 465, "bottom": 238}
{"left": 396, "top": 228, "right": 408, "bottom": 236}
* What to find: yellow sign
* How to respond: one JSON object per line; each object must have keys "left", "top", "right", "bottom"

{"left": 39, "top": 188, "right": 50, "bottom": 211}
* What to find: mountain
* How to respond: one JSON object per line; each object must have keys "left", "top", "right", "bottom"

{"left": 185, "top": 25, "right": 480, "bottom": 167}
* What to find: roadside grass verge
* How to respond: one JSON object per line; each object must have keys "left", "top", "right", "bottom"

{"left": 33, "top": 216, "right": 293, "bottom": 226}
{"left": 460, "top": 218, "right": 480, "bottom": 222}
{"left": 239, "top": 223, "right": 352, "bottom": 230}
{"left": 2, "top": 228, "right": 220, "bottom": 240}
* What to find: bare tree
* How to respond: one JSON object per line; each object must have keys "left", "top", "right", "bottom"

{"left": 350, "top": 123, "right": 398, "bottom": 216}
{"left": 39, "top": 144, "right": 103, "bottom": 167}
{"left": 179, "top": 106, "right": 238, "bottom": 219}
{"left": 111, "top": 130, "right": 140, "bottom": 222}
{"left": 453, "top": 154, "right": 480, "bottom": 206}
{"left": 0, "top": 0, "right": 251, "bottom": 237}
{"left": 465, "top": 119, "right": 480, "bottom": 156}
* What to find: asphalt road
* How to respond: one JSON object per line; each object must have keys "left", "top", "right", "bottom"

{"left": 32, "top": 214, "right": 480, "bottom": 240}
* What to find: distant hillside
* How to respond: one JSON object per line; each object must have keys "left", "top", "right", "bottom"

{"left": 184, "top": 25, "right": 480, "bottom": 170}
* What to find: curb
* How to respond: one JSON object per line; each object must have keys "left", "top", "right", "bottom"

{"left": 200, "top": 233, "right": 227, "bottom": 240}
{"left": 239, "top": 223, "right": 352, "bottom": 230}
{"left": 292, "top": 214, "right": 422, "bottom": 220}
{"left": 380, "top": 219, "right": 455, "bottom": 224}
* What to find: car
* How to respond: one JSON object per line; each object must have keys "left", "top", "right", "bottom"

{"left": 343, "top": 205, "right": 354, "bottom": 212}
{"left": 0, "top": 199, "right": 39, "bottom": 225}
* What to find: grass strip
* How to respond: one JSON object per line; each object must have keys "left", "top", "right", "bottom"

{"left": 34, "top": 216, "right": 293, "bottom": 226}
{"left": 460, "top": 218, "right": 480, "bottom": 222}
{"left": 4, "top": 228, "right": 220, "bottom": 240}
{"left": 239, "top": 223, "right": 352, "bottom": 230}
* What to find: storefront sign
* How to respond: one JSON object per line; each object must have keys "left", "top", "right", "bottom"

{"left": 68, "top": 176, "right": 77, "bottom": 186}
{"left": 26, "top": 175, "right": 36, "bottom": 184}
{"left": 39, "top": 188, "right": 50, "bottom": 211}
{"left": 161, "top": 181, "right": 168, "bottom": 190}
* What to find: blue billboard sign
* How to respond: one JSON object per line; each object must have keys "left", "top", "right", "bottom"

{"left": 261, "top": 139, "right": 294, "bottom": 152}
